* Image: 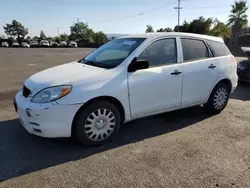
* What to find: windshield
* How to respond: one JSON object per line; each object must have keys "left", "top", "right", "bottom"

{"left": 79, "top": 38, "right": 146, "bottom": 68}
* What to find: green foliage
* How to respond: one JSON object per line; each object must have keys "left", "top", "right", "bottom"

{"left": 176, "top": 16, "right": 213, "bottom": 34}
{"left": 32, "top": 36, "right": 39, "bottom": 41}
{"left": 59, "top": 33, "right": 68, "bottom": 41}
{"left": 3, "top": 20, "right": 28, "bottom": 38}
{"left": 170, "top": 16, "right": 232, "bottom": 42}
{"left": 210, "top": 19, "right": 231, "bottom": 41}
{"left": 145, "top": 25, "right": 154, "bottom": 33}
{"left": 69, "top": 21, "right": 94, "bottom": 43}
{"left": 228, "top": 0, "right": 248, "bottom": 28}
{"left": 40, "top": 30, "right": 46, "bottom": 39}
{"left": 53, "top": 36, "right": 61, "bottom": 43}
{"left": 156, "top": 27, "right": 172, "bottom": 32}
{"left": 93, "top": 31, "right": 108, "bottom": 43}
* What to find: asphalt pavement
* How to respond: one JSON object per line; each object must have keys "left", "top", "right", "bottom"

{"left": 0, "top": 49, "right": 250, "bottom": 188}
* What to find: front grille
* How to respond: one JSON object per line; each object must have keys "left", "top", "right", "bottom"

{"left": 23, "top": 85, "right": 31, "bottom": 98}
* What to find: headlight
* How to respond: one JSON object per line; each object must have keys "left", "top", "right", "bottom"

{"left": 31, "top": 85, "right": 72, "bottom": 103}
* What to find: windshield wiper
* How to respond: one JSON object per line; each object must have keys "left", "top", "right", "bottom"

{"left": 84, "top": 60, "right": 99, "bottom": 66}
{"left": 78, "top": 58, "right": 113, "bottom": 69}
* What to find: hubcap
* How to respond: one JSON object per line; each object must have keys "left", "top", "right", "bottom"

{"left": 213, "top": 87, "right": 228, "bottom": 110}
{"left": 84, "top": 108, "right": 116, "bottom": 141}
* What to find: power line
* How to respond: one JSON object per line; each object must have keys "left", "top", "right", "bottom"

{"left": 90, "top": 0, "right": 176, "bottom": 24}
{"left": 88, "top": 2, "right": 233, "bottom": 32}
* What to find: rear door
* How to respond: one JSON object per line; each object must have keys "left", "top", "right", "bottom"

{"left": 180, "top": 38, "right": 220, "bottom": 107}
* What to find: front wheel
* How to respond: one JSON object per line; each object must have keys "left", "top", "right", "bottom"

{"left": 204, "top": 83, "right": 230, "bottom": 114}
{"left": 75, "top": 100, "right": 121, "bottom": 146}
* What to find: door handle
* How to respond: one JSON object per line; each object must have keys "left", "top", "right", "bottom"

{"left": 171, "top": 70, "right": 182, "bottom": 75}
{"left": 208, "top": 64, "right": 216, "bottom": 69}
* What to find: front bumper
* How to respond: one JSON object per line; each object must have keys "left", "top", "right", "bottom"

{"left": 14, "top": 91, "right": 82, "bottom": 138}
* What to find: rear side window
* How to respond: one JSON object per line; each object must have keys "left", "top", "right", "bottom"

{"left": 206, "top": 40, "right": 231, "bottom": 57}
{"left": 181, "top": 38, "right": 209, "bottom": 61}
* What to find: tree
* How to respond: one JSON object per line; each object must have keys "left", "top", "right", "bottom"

{"left": 26, "top": 36, "right": 31, "bottom": 40}
{"left": 60, "top": 33, "right": 69, "bottom": 41}
{"left": 3, "top": 20, "right": 28, "bottom": 38}
{"left": 40, "top": 30, "right": 46, "bottom": 39}
{"left": 228, "top": 0, "right": 248, "bottom": 27}
{"left": 156, "top": 27, "right": 172, "bottom": 32}
{"left": 32, "top": 36, "right": 39, "bottom": 41}
{"left": 69, "top": 20, "right": 94, "bottom": 43}
{"left": 174, "top": 17, "right": 213, "bottom": 35}
{"left": 210, "top": 19, "right": 231, "bottom": 42}
{"left": 145, "top": 25, "right": 154, "bottom": 33}
{"left": 227, "top": 0, "right": 248, "bottom": 43}
{"left": 93, "top": 31, "right": 108, "bottom": 43}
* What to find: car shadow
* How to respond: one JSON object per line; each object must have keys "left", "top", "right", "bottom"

{"left": 230, "top": 82, "right": 250, "bottom": 101}
{"left": 0, "top": 105, "right": 211, "bottom": 182}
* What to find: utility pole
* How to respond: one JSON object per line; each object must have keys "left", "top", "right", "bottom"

{"left": 174, "top": 0, "right": 182, "bottom": 32}
{"left": 57, "top": 28, "right": 60, "bottom": 36}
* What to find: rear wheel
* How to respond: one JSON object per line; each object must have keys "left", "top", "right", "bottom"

{"left": 75, "top": 100, "right": 121, "bottom": 146}
{"left": 204, "top": 83, "right": 230, "bottom": 114}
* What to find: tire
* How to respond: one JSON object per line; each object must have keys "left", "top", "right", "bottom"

{"left": 204, "top": 82, "right": 230, "bottom": 114}
{"left": 75, "top": 100, "right": 121, "bottom": 146}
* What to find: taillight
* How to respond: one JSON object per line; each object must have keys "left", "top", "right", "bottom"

{"left": 230, "top": 55, "right": 237, "bottom": 64}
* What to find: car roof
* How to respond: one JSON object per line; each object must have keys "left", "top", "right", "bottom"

{"left": 118, "top": 32, "right": 224, "bottom": 43}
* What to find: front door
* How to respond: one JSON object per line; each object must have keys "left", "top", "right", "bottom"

{"left": 128, "top": 38, "right": 183, "bottom": 118}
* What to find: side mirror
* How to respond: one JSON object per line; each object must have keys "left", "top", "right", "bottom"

{"left": 128, "top": 59, "right": 149, "bottom": 72}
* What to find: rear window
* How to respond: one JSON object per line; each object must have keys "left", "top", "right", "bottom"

{"left": 206, "top": 40, "right": 231, "bottom": 57}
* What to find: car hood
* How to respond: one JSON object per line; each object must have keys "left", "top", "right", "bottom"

{"left": 24, "top": 62, "right": 107, "bottom": 94}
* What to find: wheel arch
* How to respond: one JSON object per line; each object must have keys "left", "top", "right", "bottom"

{"left": 71, "top": 96, "right": 125, "bottom": 137}
{"left": 216, "top": 78, "right": 232, "bottom": 93}
{"left": 206, "top": 78, "right": 232, "bottom": 103}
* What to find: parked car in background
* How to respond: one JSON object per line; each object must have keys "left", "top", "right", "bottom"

{"left": 237, "top": 47, "right": 250, "bottom": 83}
{"left": 14, "top": 32, "right": 238, "bottom": 146}
{"left": 1, "top": 42, "right": 9, "bottom": 47}
{"left": 51, "top": 42, "right": 59, "bottom": 47}
{"left": 30, "top": 41, "right": 39, "bottom": 48}
{"left": 40, "top": 40, "right": 50, "bottom": 47}
{"left": 68, "top": 41, "right": 77, "bottom": 48}
{"left": 11, "top": 42, "right": 20, "bottom": 47}
{"left": 59, "top": 41, "right": 67, "bottom": 47}
{"left": 21, "top": 42, "right": 30, "bottom": 48}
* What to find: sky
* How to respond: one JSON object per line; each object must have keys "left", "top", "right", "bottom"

{"left": 0, "top": 0, "right": 249, "bottom": 37}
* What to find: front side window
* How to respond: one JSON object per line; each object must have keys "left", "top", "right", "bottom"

{"left": 80, "top": 38, "right": 146, "bottom": 68}
{"left": 181, "top": 38, "right": 209, "bottom": 62}
{"left": 138, "top": 38, "right": 177, "bottom": 67}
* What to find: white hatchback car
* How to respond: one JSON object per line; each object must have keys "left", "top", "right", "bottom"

{"left": 40, "top": 40, "right": 49, "bottom": 47}
{"left": 68, "top": 41, "right": 77, "bottom": 48}
{"left": 21, "top": 42, "right": 30, "bottom": 48}
{"left": 14, "top": 32, "right": 238, "bottom": 145}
